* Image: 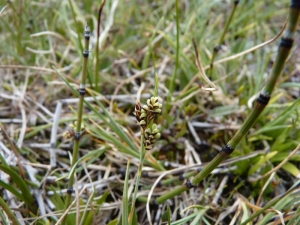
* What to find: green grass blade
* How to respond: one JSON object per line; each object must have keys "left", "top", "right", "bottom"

{"left": 0, "top": 165, "right": 35, "bottom": 210}
{"left": 121, "top": 159, "right": 130, "bottom": 225}
{"left": 0, "top": 196, "right": 20, "bottom": 225}
{"left": 0, "top": 180, "right": 24, "bottom": 201}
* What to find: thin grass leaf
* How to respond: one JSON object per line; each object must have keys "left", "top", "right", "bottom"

{"left": 122, "top": 159, "right": 130, "bottom": 225}
{"left": 95, "top": 0, "right": 106, "bottom": 92}
{"left": 80, "top": 191, "right": 110, "bottom": 225}
{"left": 0, "top": 196, "right": 19, "bottom": 225}
{"left": 67, "top": 0, "right": 83, "bottom": 52}
{"left": 170, "top": 212, "right": 198, "bottom": 225}
{"left": 166, "top": 0, "right": 180, "bottom": 109}
{"left": 190, "top": 209, "right": 206, "bottom": 225}
{"left": 0, "top": 209, "right": 10, "bottom": 225}
{"left": 107, "top": 219, "right": 118, "bottom": 225}
{"left": 0, "top": 165, "right": 35, "bottom": 210}
{"left": 167, "top": 205, "right": 171, "bottom": 225}
{"left": 253, "top": 98, "right": 300, "bottom": 135}
{"left": 49, "top": 187, "right": 75, "bottom": 225}
{"left": 257, "top": 193, "right": 300, "bottom": 225}
{"left": 56, "top": 147, "right": 106, "bottom": 181}
{"left": 281, "top": 162, "right": 300, "bottom": 178}
{"left": 248, "top": 151, "right": 277, "bottom": 176}
{"left": 0, "top": 181, "right": 24, "bottom": 201}
{"left": 241, "top": 181, "right": 300, "bottom": 225}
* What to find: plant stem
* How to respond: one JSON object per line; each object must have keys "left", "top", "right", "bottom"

{"left": 68, "top": 0, "right": 83, "bottom": 53}
{"left": 95, "top": 0, "right": 106, "bottom": 92}
{"left": 0, "top": 196, "right": 20, "bottom": 225}
{"left": 208, "top": 0, "right": 239, "bottom": 78}
{"left": 62, "top": 25, "right": 90, "bottom": 224}
{"left": 165, "top": 0, "right": 179, "bottom": 113}
{"left": 156, "top": 0, "right": 300, "bottom": 204}
{"left": 122, "top": 159, "right": 130, "bottom": 225}
{"left": 7, "top": 1, "right": 23, "bottom": 56}
{"left": 128, "top": 135, "right": 146, "bottom": 224}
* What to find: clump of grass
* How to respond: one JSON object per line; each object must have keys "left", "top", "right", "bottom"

{"left": 128, "top": 94, "right": 162, "bottom": 224}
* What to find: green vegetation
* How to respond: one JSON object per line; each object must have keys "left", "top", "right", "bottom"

{"left": 0, "top": 0, "right": 299, "bottom": 224}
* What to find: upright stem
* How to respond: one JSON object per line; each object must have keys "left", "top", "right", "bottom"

{"left": 68, "top": 0, "right": 83, "bottom": 53}
{"left": 156, "top": 0, "right": 300, "bottom": 204}
{"left": 62, "top": 25, "right": 90, "bottom": 224}
{"left": 0, "top": 196, "right": 20, "bottom": 225}
{"left": 209, "top": 0, "right": 239, "bottom": 78}
{"left": 128, "top": 135, "right": 146, "bottom": 224}
{"left": 8, "top": 1, "right": 23, "bottom": 55}
{"left": 95, "top": 0, "right": 106, "bottom": 92}
{"left": 165, "top": 0, "right": 179, "bottom": 113}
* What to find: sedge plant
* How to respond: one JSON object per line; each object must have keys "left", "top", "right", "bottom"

{"left": 127, "top": 73, "right": 162, "bottom": 224}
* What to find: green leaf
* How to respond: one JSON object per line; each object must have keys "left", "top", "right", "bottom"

{"left": 170, "top": 212, "right": 198, "bottom": 225}
{"left": 282, "top": 162, "right": 300, "bottom": 178}
{"left": 210, "top": 105, "right": 240, "bottom": 117}
{"left": 0, "top": 197, "right": 19, "bottom": 225}
{"left": 56, "top": 147, "right": 106, "bottom": 181}
{"left": 0, "top": 209, "right": 10, "bottom": 225}
{"left": 0, "top": 165, "right": 35, "bottom": 210}
{"left": 121, "top": 159, "right": 130, "bottom": 225}
{"left": 253, "top": 98, "right": 300, "bottom": 135}
{"left": 190, "top": 209, "right": 206, "bottom": 225}
{"left": 0, "top": 180, "right": 24, "bottom": 201}
{"left": 248, "top": 152, "right": 277, "bottom": 176}
{"left": 107, "top": 219, "right": 118, "bottom": 225}
{"left": 50, "top": 187, "right": 75, "bottom": 225}
{"left": 167, "top": 205, "right": 171, "bottom": 225}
